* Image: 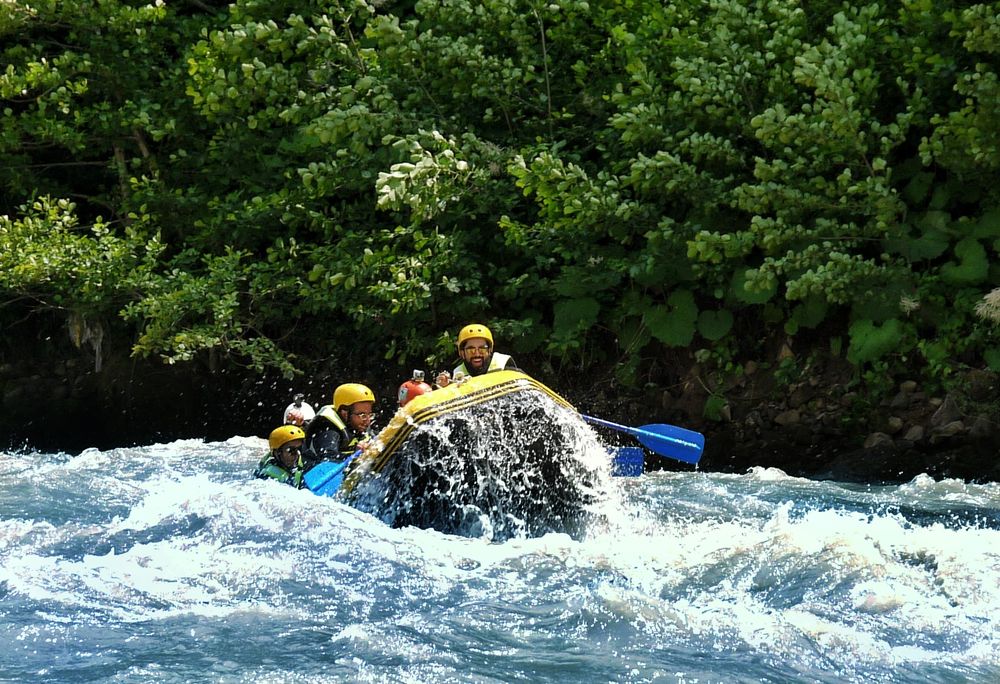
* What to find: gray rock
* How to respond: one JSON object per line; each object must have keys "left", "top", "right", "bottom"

{"left": 718, "top": 403, "right": 732, "bottom": 422}
{"left": 930, "top": 395, "right": 961, "bottom": 427}
{"left": 969, "top": 415, "right": 998, "bottom": 441}
{"left": 966, "top": 370, "right": 997, "bottom": 402}
{"left": 774, "top": 409, "right": 801, "bottom": 426}
{"left": 864, "top": 432, "right": 894, "bottom": 449}
{"left": 2, "top": 384, "right": 25, "bottom": 409}
{"left": 929, "top": 420, "right": 965, "bottom": 444}
{"left": 889, "top": 392, "right": 911, "bottom": 409}
{"left": 789, "top": 386, "right": 814, "bottom": 409}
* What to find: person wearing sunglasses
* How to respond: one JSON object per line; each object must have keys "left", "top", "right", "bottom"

{"left": 303, "top": 382, "right": 377, "bottom": 466}
{"left": 253, "top": 425, "right": 307, "bottom": 488}
{"left": 436, "top": 323, "right": 517, "bottom": 388}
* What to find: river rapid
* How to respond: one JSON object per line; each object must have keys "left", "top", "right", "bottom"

{"left": 3, "top": 437, "right": 1000, "bottom": 683}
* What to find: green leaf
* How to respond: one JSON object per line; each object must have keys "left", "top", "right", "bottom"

{"left": 917, "top": 210, "right": 951, "bottom": 234}
{"left": 789, "top": 296, "right": 828, "bottom": 330}
{"left": 883, "top": 229, "right": 950, "bottom": 261}
{"left": 552, "top": 297, "right": 600, "bottom": 337}
{"left": 830, "top": 336, "right": 843, "bottom": 357}
{"left": 613, "top": 315, "right": 652, "bottom": 353}
{"left": 941, "top": 237, "right": 988, "bottom": 285}
{"left": 973, "top": 208, "right": 1000, "bottom": 239}
{"left": 645, "top": 290, "right": 698, "bottom": 347}
{"left": 703, "top": 395, "right": 727, "bottom": 422}
{"left": 984, "top": 348, "right": 1000, "bottom": 372}
{"left": 731, "top": 267, "right": 776, "bottom": 305}
{"left": 920, "top": 339, "right": 950, "bottom": 366}
{"left": 846, "top": 318, "right": 905, "bottom": 365}
{"left": 851, "top": 283, "right": 909, "bottom": 322}
{"left": 697, "top": 309, "right": 733, "bottom": 341}
{"left": 902, "top": 172, "right": 933, "bottom": 204}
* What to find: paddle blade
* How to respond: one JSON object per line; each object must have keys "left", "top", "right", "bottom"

{"left": 609, "top": 446, "right": 644, "bottom": 477}
{"left": 304, "top": 460, "right": 349, "bottom": 497}
{"left": 634, "top": 423, "right": 704, "bottom": 465}
{"left": 581, "top": 414, "right": 704, "bottom": 465}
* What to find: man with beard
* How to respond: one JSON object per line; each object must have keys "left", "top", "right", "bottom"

{"left": 436, "top": 323, "right": 517, "bottom": 387}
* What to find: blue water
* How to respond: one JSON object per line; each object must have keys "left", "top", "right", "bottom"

{"left": 3, "top": 438, "right": 1000, "bottom": 683}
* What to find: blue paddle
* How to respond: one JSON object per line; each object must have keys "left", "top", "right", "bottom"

{"left": 304, "top": 450, "right": 360, "bottom": 496}
{"left": 582, "top": 415, "right": 705, "bottom": 465}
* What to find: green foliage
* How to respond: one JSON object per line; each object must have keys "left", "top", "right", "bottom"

{"left": 917, "top": 338, "right": 954, "bottom": 381}
{"left": 774, "top": 356, "right": 802, "bottom": 388}
{"left": 552, "top": 297, "right": 600, "bottom": 339}
{"left": 122, "top": 247, "right": 300, "bottom": 377}
{"left": 0, "top": 196, "right": 158, "bottom": 313}
{"left": 375, "top": 131, "right": 474, "bottom": 221}
{"left": 941, "top": 237, "right": 989, "bottom": 285}
{"left": 921, "top": 5, "right": 1000, "bottom": 172}
{"left": 857, "top": 359, "right": 895, "bottom": 402}
{"left": 846, "top": 318, "right": 908, "bottom": 365}
{"left": 645, "top": 290, "right": 698, "bottom": 348}
{"left": 2, "top": 0, "right": 1000, "bottom": 391}
{"left": 703, "top": 394, "right": 728, "bottom": 422}
{"left": 829, "top": 336, "right": 843, "bottom": 357}
{"left": 985, "top": 348, "right": 1000, "bottom": 372}
{"left": 731, "top": 267, "right": 777, "bottom": 305}
{"left": 973, "top": 208, "right": 1000, "bottom": 239}
{"left": 883, "top": 221, "right": 950, "bottom": 262}
{"left": 697, "top": 309, "right": 734, "bottom": 342}
{"left": 786, "top": 296, "right": 828, "bottom": 335}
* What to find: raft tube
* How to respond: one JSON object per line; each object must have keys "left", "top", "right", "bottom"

{"left": 338, "top": 369, "right": 608, "bottom": 540}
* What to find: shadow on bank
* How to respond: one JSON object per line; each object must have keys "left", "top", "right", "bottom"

{"left": 3, "top": 328, "right": 998, "bottom": 486}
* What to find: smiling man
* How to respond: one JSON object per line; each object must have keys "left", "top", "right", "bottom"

{"left": 437, "top": 323, "right": 517, "bottom": 387}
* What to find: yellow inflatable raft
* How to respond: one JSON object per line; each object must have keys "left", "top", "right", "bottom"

{"left": 340, "top": 369, "right": 606, "bottom": 540}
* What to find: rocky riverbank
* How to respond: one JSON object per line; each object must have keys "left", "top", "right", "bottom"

{"left": 3, "top": 326, "right": 998, "bottom": 484}
{"left": 620, "top": 356, "right": 1000, "bottom": 484}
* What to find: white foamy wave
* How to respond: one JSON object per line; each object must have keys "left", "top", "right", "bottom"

{"left": 745, "top": 465, "right": 795, "bottom": 481}
{"left": 898, "top": 473, "right": 1000, "bottom": 508}
{"left": 5, "top": 438, "right": 1000, "bottom": 682}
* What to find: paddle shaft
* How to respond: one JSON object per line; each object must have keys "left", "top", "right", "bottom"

{"left": 581, "top": 414, "right": 704, "bottom": 464}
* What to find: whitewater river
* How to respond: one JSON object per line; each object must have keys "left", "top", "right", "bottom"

{"left": 3, "top": 437, "right": 1000, "bottom": 683}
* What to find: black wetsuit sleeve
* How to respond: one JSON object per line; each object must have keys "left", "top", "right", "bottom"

{"left": 307, "top": 425, "right": 344, "bottom": 462}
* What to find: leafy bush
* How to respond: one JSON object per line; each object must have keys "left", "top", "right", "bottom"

{"left": 2, "top": 0, "right": 999, "bottom": 392}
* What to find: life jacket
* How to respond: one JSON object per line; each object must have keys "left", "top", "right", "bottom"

{"left": 305, "top": 405, "right": 370, "bottom": 460}
{"left": 342, "top": 429, "right": 371, "bottom": 453}
{"left": 454, "top": 352, "right": 512, "bottom": 378}
{"left": 253, "top": 452, "right": 305, "bottom": 489}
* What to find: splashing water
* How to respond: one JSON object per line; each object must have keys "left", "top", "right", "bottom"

{"left": 3, "top": 439, "right": 1000, "bottom": 683}
{"left": 346, "top": 391, "right": 617, "bottom": 541}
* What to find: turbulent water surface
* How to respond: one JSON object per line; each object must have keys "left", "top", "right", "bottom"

{"left": 3, "top": 434, "right": 1000, "bottom": 683}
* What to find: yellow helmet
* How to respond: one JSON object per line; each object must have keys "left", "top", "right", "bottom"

{"left": 457, "top": 323, "right": 493, "bottom": 353}
{"left": 268, "top": 425, "right": 305, "bottom": 450}
{"left": 333, "top": 383, "right": 375, "bottom": 410}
